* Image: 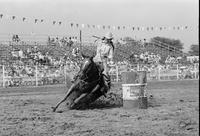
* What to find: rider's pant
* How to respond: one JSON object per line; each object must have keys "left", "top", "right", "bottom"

{"left": 96, "top": 61, "right": 111, "bottom": 91}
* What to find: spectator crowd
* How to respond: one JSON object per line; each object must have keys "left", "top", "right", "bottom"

{"left": 0, "top": 34, "right": 199, "bottom": 87}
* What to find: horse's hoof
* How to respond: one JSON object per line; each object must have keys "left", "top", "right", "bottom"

{"left": 51, "top": 107, "right": 56, "bottom": 112}
{"left": 57, "top": 110, "right": 63, "bottom": 113}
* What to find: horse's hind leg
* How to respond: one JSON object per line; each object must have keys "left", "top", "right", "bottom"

{"left": 71, "top": 84, "right": 101, "bottom": 109}
{"left": 70, "top": 93, "right": 88, "bottom": 109}
{"left": 82, "top": 85, "right": 106, "bottom": 105}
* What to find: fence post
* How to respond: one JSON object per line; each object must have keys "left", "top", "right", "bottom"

{"left": 137, "top": 63, "right": 140, "bottom": 71}
{"left": 116, "top": 65, "right": 119, "bottom": 82}
{"left": 35, "top": 65, "right": 38, "bottom": 86}
{"left": 176, "top": 64, "right": 179, "bottom": 80}
{"left": 2, "top": 65, "right": 5, "bottom": 88}
{"left": 79, "top": 30, "right": 82, "bottom": 52}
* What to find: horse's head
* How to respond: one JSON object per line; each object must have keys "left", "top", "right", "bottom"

{"left": 76, "top": 53, "right": 99, "bottom": 82}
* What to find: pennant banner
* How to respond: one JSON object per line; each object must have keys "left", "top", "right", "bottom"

{"left": 0, "top": 13, "right": 197, "bottom": 32}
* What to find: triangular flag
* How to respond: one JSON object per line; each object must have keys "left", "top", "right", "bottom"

{"left": 146, "top": 27, "right": 149, "bottom": 31}
{"left": 34, "top": 19, "right": 38, "bottom": 23}
{"left": 41, "top": 19, "right": 44, "bottom": 22}
{"left": 112, "top": 26, "right": 116, "bottom": 30}
{"left": 5, "top": 15, "right": 9, "bottom": 19}
{"left": 53, "top": 21, "right": 56, "bottom": 25}
{"left": 103, "top": 25, "right": 105, "bottom": 29}
{"left": 132, "top": 27, "right": 135, "bottom": 31}
{"left": 12, "top": 16, "right": 16, "bottom": 20}
{"left": 76, "top": 24, "right": 79, "bottom": 27}
{"left": 87, "top": 24, "right": 90, "bottom": 28}
{"left": 117, "top": 26, "right": 120, "bottom": 30}
{"left": 137, "top": 27, "right": 140, "bottom": 31}
{"left": 22, "top": 17, "right": 26, "bottom": 21}
{"left": 70, "top": 23, "right": 73, "bottom": 27}
{"left": 180, "top": 26, "right": 184, "bottom": 30}
{"left": 108, "top": 25, "right": 111, "bottom": 29}
{"left": 92, "top": 25, "right": 95, "bottom": 28}
{"left": 0, "top": 14, "right": 3, "bottom": 19}
{"left": 59, "top": 21, "right": 62, "bottom": 25}
{"left": 141, "top": 27, "right": 145, "bottom": 31}
{"left": 151, "top": 27, "right": 154, "bottom": 30}
{"left": 160, "top": 27, "right": 162, "bottom": 30}
{"left": 185, "top": 26, "right": 188, "bottom": 29}
{"left": 81, "top": 24, "right": 85, "bottom": 28}
{"left": 123, "top": 26, "right": 125, "bottom": 29}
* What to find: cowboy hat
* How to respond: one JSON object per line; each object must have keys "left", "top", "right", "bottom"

{"left": 105, "top": 32, "right": 113, "bottom": 39}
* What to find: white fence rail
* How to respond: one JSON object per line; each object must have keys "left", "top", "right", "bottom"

{"left": 0, "top": 63, "right": 199, "bottom": 88}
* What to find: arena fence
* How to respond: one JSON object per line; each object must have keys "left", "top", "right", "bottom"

{"left": 0, "top": 63, "right": 199, "bottom": 88}
{"left": 0, "top": 64, "right": 79, "bottom": 88}
{"left": 108, "top": 63, "right": 199, "bottom": 82}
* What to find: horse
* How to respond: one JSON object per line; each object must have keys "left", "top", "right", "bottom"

{"left": 52, "top": 53, "right": 108, "bottom": 111}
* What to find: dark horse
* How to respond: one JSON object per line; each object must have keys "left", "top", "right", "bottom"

{"left": 52, "top": 54, "right": 108, "bottom": 112}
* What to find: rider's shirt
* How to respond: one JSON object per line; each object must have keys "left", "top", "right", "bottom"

{"left": 93, "top": 40, "right": 114, "bottom": 63}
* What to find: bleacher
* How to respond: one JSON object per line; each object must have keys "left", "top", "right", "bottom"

{"left": 0, "top": 35, "right": 189, "bottom": 65}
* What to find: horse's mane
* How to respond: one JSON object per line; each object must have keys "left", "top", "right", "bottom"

{"left": 74, "top": 52, "right": 100, "bottom": 82}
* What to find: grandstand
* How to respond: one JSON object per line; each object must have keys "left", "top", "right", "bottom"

{"left": 0, "top": 30, "right": 192, "bottom": 66}
{"left": 0, "top": 36, "right": 189, "bottom": 65}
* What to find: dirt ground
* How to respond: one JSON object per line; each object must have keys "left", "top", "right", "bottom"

{"left": 0, "top": 80, "right": 199, "bottom": 136}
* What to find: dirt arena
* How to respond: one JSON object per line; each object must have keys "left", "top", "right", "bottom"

{"left": 0, "top": 80, "right": 199, "bottom": 136}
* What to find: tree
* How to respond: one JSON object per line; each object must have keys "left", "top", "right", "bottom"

{"left": 151, "top": 36, "right": 184, "bottom": 50}
{"left": 188, "top": 44, "right": 199, "bottom": 56}
{"left": 122, "top": 36, "right": 136, "bottom": 44}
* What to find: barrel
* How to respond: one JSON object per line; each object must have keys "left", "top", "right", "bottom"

{"left": 122, "top": 71, "right": 148, "bottom": 109}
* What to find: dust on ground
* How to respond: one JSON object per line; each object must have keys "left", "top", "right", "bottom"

{"left": 0, "top": 80, "right": 199, "bottom": 136}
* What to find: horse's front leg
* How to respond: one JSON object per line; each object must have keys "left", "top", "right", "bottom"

{"left": 52, "top": 83, "right": 77, "bottom": 112}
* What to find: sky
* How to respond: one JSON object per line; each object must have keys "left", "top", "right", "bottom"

{"left": 0, "top": 0, "right": 199, "bottom": 52}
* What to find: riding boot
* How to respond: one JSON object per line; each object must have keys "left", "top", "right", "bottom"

{"left": 101, "top": 74, "right": 111, "bottom": 94}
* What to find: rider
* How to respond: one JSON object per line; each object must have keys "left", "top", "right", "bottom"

{"left": 93, "top": 32, "right": 115, "bottom": 91}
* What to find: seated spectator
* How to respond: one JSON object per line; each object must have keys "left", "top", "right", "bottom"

{"left": 15, "top": 35, "right": 20, "bottom": 42}
{"left": 11, "top": 48, "right": 19, "bottom": 59}
{"left": 18, "top": 49, "right": 24, "bottom": 59}
{"left": 68, "top": 37, "right": 74, "bottom": 47}
{"left": 12, "top": 35, "right": 16, "bottom": 42}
